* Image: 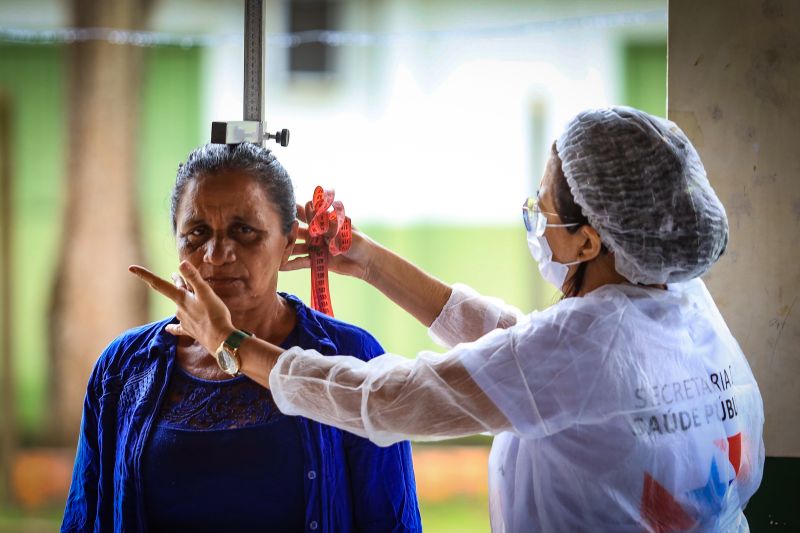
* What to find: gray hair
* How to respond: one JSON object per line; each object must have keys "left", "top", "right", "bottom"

{"left": 171, "top": 143, "right": 296, "bottom": 234}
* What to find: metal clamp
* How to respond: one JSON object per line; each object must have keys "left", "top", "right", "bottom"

{"left": 210, "top": 121, "right": 289, "bottom": 147}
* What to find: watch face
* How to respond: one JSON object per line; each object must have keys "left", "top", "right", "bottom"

{"left": 216, "top": 347, "right": 238, "bottom": 375}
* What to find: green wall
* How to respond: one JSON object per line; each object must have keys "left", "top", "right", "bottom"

{"left": 0, "top": 44, "right": 67, "bottom": 440}
{"left": 0, "top": 43, "right": 203, "bottom": 441}
{"left": 137, "top": 46, "right": 204, "bottom": 319}
{"left": 623, "top": 41, "right": 667, "bottom": 117}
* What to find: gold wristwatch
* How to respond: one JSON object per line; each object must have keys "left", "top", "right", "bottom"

{"left": 215, "top": 329, "right": 252, "bottom": 376}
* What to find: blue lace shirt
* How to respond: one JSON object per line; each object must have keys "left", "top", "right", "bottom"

{"left": 141, "top": 322, "right": 306, "bottom": 531}
{"left": 62, "top": 293, "right": 422, "bottom": 533}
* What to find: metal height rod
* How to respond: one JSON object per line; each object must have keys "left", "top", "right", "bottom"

{"left": 211, "top": 0, "right": 288, "bottom": 147}
{"left": 243, "top": 0, "right": 264, "bottom": 122}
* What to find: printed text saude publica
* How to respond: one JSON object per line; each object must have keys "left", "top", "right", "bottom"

{"left": 631, "top": 365, "right": 739, "bottom": 437}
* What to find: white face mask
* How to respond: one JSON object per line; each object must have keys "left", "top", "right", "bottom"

{"left": 527, "top": 231, "right": 581, "bottom": 289}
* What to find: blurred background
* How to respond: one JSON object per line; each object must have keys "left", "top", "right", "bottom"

{"left": 0, "top": 0, "right": 666, "bottom": 530}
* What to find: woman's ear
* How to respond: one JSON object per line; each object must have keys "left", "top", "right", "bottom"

{"left": 281, "top": 220, "right": 299, "bottom": 265}
{"left": 577, "top": 225, "right": 603, "bottom": 262}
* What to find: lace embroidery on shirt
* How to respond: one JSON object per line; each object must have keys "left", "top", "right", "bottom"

{"left": 156, "top": 367, "right": 284, "bottom": 430}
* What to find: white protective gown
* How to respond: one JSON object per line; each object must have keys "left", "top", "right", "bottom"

{"left": 270, "top": 279, "right": 764, "bottom": 532}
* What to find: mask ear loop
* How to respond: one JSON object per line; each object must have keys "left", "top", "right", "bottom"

{"left": 560, "top": 226, "right": 611, "bottom": 298}
{"left": 556, "top": 224, "right": 586, "bottom": 266}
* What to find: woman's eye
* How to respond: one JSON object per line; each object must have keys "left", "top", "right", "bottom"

{"left": 184, "top": 226, "right": 208, "bottom": 242}
{"left": 233, "top": 224, "right": 261, "bottom": 243}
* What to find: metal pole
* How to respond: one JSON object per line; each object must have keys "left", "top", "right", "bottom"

{"left": 211, "top": 0, "right": 289, "bottom": 147}
{"left": 243, "top": 0, "right": 264, "bottom": 122}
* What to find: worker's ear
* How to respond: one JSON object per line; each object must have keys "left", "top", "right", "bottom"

{"left": 577, "top": 225, "right": 603, "bottom": 262}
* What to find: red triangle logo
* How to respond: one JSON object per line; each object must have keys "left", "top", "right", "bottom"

{"left": 641, "top": 472, "right": 696, "bottom": 532}
{"left": 727, "top": 433, "right": 742, "bottom": 476}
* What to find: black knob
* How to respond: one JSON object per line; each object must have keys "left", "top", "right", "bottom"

{"left": 270, "top": 128, "right": 289, "bottom": 147}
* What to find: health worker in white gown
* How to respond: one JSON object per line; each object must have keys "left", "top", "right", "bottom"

{"left": 132, "top": 106, "right": 764, "bottom": 532}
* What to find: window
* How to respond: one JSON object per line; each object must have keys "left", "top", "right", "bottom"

{"left": 288, "top": 0, "right": 336, "bottom": 74}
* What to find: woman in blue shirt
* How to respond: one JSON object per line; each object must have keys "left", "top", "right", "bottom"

{"left": 62, "top": 143, "right": 421, "bottom": 533}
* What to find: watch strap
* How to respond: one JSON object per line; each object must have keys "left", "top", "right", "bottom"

{"left": 224, "top": 329, "right": 252, "bottom": 349}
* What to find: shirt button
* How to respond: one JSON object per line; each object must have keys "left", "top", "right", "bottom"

{"left": 309, "top": 521, "right": 318, "bottom": 530}
{"left": 307, "top": 470, "right": 317, "bottom": 480}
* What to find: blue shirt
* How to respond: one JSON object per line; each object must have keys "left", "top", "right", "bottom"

{"left": 143, "top": 324, "right": 306, "bottom": 531}
{"left": 62, "top": 293, "right": 422, "bottom": 533}
{"left": 142, "top": 371, "right": 306, "bottom": 530}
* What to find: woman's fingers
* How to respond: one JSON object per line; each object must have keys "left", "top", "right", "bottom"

{"left": 129, "top": 265, "right": 186, "bottom": 303}
{"left": 281, "top": 256, "right": 311, "bottom": 271}
{"left": 295, "top": 203, "right": 308, "bottom": 223}
{"left": 165, "top": 322, "right": 192, "bottom": 338}
{"left": 177, "top": 261, "right": 214, "bottom": 300}
{"left": 292, "top": 242, "right": 309, "bottom": 255}
{"left": 304, "top": 202, "right": 315, "bottom": 225}
{"left": 171, "top": 272, "right": 192, "bottom": 293}
{"left": 132, "top": 262, "right": 234, "bottom": 354}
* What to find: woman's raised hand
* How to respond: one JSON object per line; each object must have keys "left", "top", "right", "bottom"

{"left": 281, "top": 203, "right": 376, "bottom": 282}
{"left": 129, "top": 261, "right": 235, "bottom": 354}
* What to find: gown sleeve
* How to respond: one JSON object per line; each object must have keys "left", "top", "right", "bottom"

{"left": 270, "top": 327, "right": 514, "bottom": 447}
{"left": 428, "top": 283, "right": 527, "bottom": 348}
{"left": 270, "top": 293, "right": 629, "bottom": 446}
{"left": 334, "top": 329, "right": 422, "bottom": 530}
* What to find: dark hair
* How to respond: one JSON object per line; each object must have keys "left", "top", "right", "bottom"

{"left": 170, "top": 143, "right": 296, "bottom": 234}
{"left": 548, "top": 142, "right": 607, "bottom": 298}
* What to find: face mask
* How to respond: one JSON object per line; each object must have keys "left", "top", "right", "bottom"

{"left": 527, "top": 231, "right": 581, "bottom": 289}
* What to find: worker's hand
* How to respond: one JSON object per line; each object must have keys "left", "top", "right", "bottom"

{"left": 281, "top": 203, "right": 376, "bottom": 281}
{"left": 129, "top": 261, "right": 235, "bottom": 355}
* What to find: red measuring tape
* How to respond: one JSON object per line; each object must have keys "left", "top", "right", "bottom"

{"left": 304, "top": 186, "right": 352, "bottom": 317}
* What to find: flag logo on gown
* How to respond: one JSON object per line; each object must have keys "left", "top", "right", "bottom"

{"left": 641, "top": 432, "right": 743, "bottom": 531}
{"left": 641, "top": 472, "right": 696, "bottom": 532}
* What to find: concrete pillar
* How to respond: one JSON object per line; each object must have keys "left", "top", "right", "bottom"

{"left": 668, "top": 0, "right": 799, "bottom": 457}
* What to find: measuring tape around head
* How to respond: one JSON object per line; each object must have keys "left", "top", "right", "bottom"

{"left": 304, "top": 186, "right": 352, "bottom": 316}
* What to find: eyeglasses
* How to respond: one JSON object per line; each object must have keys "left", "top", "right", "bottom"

{"left": 522, "top": 197, "right": 580, "bottom": 236}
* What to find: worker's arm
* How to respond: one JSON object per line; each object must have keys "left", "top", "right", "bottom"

{"left": 282, "top": 214, "right": 525, "bottom": 342}
{"left": 283, "top": 223, "right": 452, "bottom": 328}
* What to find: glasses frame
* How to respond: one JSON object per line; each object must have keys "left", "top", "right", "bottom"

{"left": 522, "top": 197, "right": 580, "bottom": 236}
